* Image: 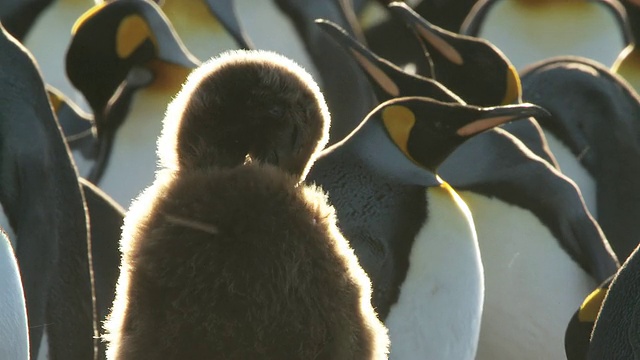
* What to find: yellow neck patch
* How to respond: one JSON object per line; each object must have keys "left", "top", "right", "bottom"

{"left": 578, "top": 286, "right": 607, "bottom": 322}
{"left": 144, "top": 59, "right": 192, "bottom": 93}
{"left": 47, "top": 91, "right": 63, "bottom": 113}
{"left": 116, "top": 15, "right": 156, "bottom": 59}
{"left": 382, "top": 105, "right": 417, "bottom": 161}
{"left": 502, "top": 64, "right": 522, "bottom": 105}
{"left": 612, "top": 45, "right": 640, "bottom": 93}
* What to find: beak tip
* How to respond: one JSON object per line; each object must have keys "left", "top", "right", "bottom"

{"left": 529, "top": 104, "right": 551, "bottom": 118}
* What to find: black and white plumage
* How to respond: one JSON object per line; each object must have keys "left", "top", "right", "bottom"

{"left": 0, "top": 23, "right": 95, "bottom": 360}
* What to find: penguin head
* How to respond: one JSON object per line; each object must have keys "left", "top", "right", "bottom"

{"left": 388, "top": 1, "right": 522, "bottom": 107}
{"left": 374, "top": 97, "right": 549, "bottom": 171}
{"left": 315, "top": 19, "right": 463, "bottom": 104}
{"left": 159, "top": 50, "right": 330, "bottom": 180}
{"left": 66, "top": 0, "right": 200, "bottom": 118}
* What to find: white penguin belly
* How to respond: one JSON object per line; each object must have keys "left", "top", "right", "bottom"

{"left": 543, "top": 131, "right": 597, "bottom": 216}
{"left": 385, "top": 184, "right": 483, "bottom": 360}
{"left": 478, "top": 1, "right": 626, "bottom": 70}
{"left": 462, "top": 192, "right": 597, "bottom": 360}
{"left": 0, "top": 234, "right": 29, "bottom": 360}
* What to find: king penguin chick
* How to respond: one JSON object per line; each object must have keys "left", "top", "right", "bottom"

{"left": 157, "top": 49, "right": 329, "bottom": 179}
{"left": 104, "top": 49, "right": 390, "bottom": 359}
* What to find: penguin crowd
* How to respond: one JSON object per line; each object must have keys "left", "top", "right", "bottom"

{"left": 1, "top": 0, "right": 640, "bottom": 359}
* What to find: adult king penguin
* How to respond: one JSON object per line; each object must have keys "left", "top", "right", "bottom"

{"left": 307, "top": 94, "right": 548, "bottom": 359}
{"left": 66, "top": 0, "right": 201, "bottom": 185}
{"left": 0, "top": 23, "right": 95, "bottom": 360}
{"left": 317, "top": 16, "right": 619, "bottom": 360}
{"left": 460, "top": 0, "right": 631, "bottom": 69}
{"left": 520, "top": 56, "right": 640, "bottom": 261}
{"left": 315, "top": 17, "right": 556, "bottom": 166}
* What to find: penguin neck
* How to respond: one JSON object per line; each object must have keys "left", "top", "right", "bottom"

{"left": 613, "top": 45, "right": 640, "bottom": 94}
{"left": 543, "top": 131, "right": 598, "bottom": 216}
{"left": 477, "top": 1, "right": 626, "bottom": 69}
{"left": 384, "top": 184, "right": 483, "bottom": 360}
{"left": 329, "top": 115, "right": 441, "bottom": 187}
{"left": 96, "top": 89, "right": 177, "bottom": 207}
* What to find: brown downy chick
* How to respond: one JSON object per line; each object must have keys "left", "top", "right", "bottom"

{"left": 105, "top": 49, "right": 389, "bottom": 359}
{"left": 105, "top": 166, "right": 389, "bottom": 359}
{"left": 158, "top": 49, "right": 331, "bottom": 181}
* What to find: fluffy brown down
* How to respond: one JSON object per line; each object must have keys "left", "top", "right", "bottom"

{"left": 158, "top": 50, "right": 331, "bottom": 180}
{"left": 105, "top": 165, "right": 389, "bottom": 359}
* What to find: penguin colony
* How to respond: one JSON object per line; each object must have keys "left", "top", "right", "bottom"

{"left": 1, "top": 0, "right": 640, "bottom": 359}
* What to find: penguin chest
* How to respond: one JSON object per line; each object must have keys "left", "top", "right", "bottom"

{"left": 543, "top": 130, "right": 597, "bottom": 216}
{"left": 477, "top": 1, "right": 626, "bottom": 69}
{"left": 0, "top": 236, "right": 29, "bottom": 360}
{"left": 461, "top": 192, "right": 597, "bottom": 360}
{"left": 385, "top": 185, "right": 483, "bottom": 360}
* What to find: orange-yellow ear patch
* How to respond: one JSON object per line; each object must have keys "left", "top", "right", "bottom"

{"left": 71, "top": 2, "right": 108, "bottom": 35}
{"left": 145, "top": 59, "right": 193, "bottom": 93}
{"left": 382, "top": 105, "right": 415, "bottom": 158}
{"left": 416, "top": 26, "right": 463, "bottom": 66}
{"left": 351, "top": 50, "right": 400, "bottom": 97}
{"left": 503, "top": 65, "right": 522, "bottom": 105}
{"left": 116, "top": 15, "right": 155, "bottom": 59}
{"left": 578, "top": 287, "right": 607, "bottom": 323}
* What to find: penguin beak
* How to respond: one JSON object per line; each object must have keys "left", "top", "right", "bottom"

{"left": 458, "top": 0, "right": 489, "bottom": 36}
{"left": 315, "top": 19, "right": 401, "bottom": 97}
{"left": 457, "top": 103, "right": 550, "bottom": 137}
{"left": 388, "top": 1, "right": 464, "bottom": 66}
{"left": 203, "top": 0, "right": 254, "bottom": 49}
